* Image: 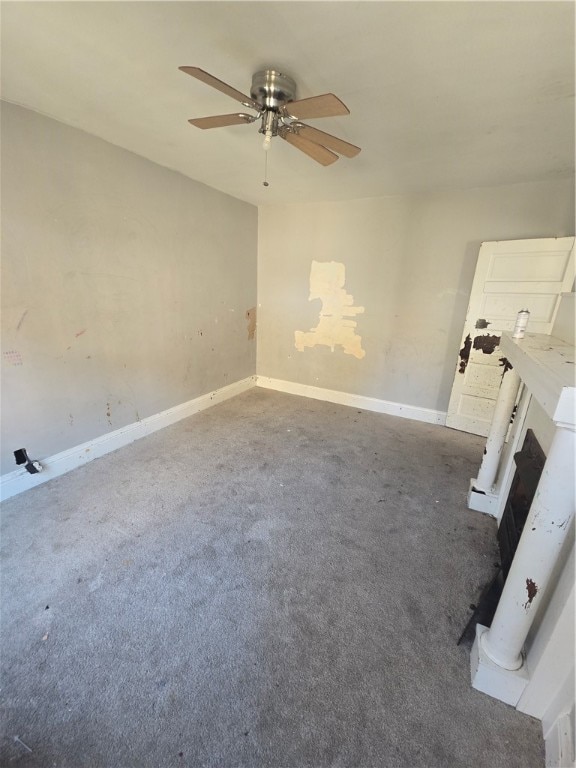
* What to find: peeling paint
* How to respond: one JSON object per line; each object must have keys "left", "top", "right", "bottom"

{"left": 524, "top": 578, "right": 538, "bottom": 609}
{"left": 499, "top": 356, "right": 513, "bottom": 374}
{"left": 473, "top": 334, "right": 501, "bottom": 355}
{"left": 246, "top": 307, "right": 257, "bottom": 341}
{"left": 295, "top": 261, "right": 365, "bottom": 359}
{"left": 458, "top": 334, "right": 471, "bottom": 373}
{"left": 475, "top": 318, "right": 491, "bottom": 329}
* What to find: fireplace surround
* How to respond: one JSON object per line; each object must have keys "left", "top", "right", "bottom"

{"left": 467, "top": 330, "right": 575, "bottom": 708}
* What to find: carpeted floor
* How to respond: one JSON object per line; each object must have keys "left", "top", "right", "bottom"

{"left": 1, "top": 388, "right": 544, "bottom": 767}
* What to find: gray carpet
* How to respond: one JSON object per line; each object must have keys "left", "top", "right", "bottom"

{"left": 1, "top": 388, "right": 543, "bottom": 768}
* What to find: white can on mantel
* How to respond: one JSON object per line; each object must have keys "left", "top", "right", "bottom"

{"left": 512, "top": 309, "right": 530, "bottom": 339}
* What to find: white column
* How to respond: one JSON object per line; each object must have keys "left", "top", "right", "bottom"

{"left": 481, "top": 425, "right": 576, "bottom": 671}
{"left": 474, "top": 365, "right": 521, "bottom": 492}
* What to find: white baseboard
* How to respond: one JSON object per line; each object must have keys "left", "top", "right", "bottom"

{"left": 256, "top": 376, "right": 447, "bottom": 426}
{"left": 545, "top": 712, "right": 575, "bottom": 768}
{"left": 0, "top": 376, "right": 256, "bottom": 502}
{"left": 2, "top": 375, "right": 446, "bottom": 502}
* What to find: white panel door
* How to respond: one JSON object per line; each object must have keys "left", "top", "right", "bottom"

{"left": 446, "top": 237, "right": 575, "bottom": 436}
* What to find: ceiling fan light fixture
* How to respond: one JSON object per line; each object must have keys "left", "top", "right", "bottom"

{"left": 261, "top": 110, "right": 278, "bottom": 151}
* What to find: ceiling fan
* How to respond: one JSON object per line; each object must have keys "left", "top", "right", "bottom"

{"left": 179, "top": 67, "right": 361, "bottom": 166}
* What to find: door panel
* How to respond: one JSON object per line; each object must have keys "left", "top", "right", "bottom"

{"left": 446, "top": 237, "right": 575, "bottom": 436}
{"left": 488, "top": 252, "right": 570, "bottom": 281}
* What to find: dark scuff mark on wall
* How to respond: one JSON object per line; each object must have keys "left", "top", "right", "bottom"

{"left": 473, "top": 334, "right": 501, "bottom": 355}
{"left": 106, "top": 402, "right": 112, "bottom": 426}
{"left": 459, "top": 334, "right": 471, "bottom": 373}
{"left": 246, "top": 307, "right": 257, "bottom": 341}
{"left": 75, "top": 329, "right": 87, "bottom": 338}
{"left": 475, "top": 318, "right": 491, "bottom": 329}
{"left": 16, "top": 310, "right": 29, "bottom": 331}
{"left": 524, "top": 578, "right": 538, "bottom": 609}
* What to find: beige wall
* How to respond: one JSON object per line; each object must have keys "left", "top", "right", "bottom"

{"left": 257, "top": 179, "right": 575, "bottom": 411}
{"left": 1, "top": 103, "right": 257, "bottom": 474}
{"left": 2, "top": 101, "right": 574, "bottom": 477}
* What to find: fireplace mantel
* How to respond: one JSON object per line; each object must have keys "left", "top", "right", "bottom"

{"left": 499, "top": 332, "right": 575, "bottom": 427}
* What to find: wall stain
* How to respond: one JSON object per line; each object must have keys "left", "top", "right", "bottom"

{"left": 75, "top": 329, "right": 87, "bottom": 338}
{"left": 458, "top": 334, "right": 471, "bottom": 373}
{"left": 473, "top": 334, "right": 501, "bottom": 355}
{"left": 69, "top": 414, "right": 74, "bottom": 427}
{"left": 524, "top": 578, "right": 538, "bottom": 609}
{"left": 106, "top": 403, "right": 112, "bottom": 426}
{"left": 475, "top": 318, "right": 491, "bottom": 329}
{"left": 246, "top": 307, "right": 257, "bottom": 341}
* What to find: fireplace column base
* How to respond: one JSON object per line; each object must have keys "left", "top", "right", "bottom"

{"left": 471, "top": 624, "right": 530, "bottom": 706}
{"left": 467, "top": 479, "right": 499, "bottom": 515}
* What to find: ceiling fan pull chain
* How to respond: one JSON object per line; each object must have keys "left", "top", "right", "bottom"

{"left": 263, "top": 150, "right": 270, "bottom": 187}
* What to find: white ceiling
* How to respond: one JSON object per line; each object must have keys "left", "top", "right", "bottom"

{"left": 1, "top": 1, "right": 574, "bottom": 206}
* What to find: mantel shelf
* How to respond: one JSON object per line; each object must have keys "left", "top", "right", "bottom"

{"left": 500, "top": 332, "right": 576, "bottom": 428}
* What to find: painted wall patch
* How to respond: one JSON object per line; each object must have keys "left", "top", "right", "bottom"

{"left": 295, "top": 260, "right": 365, "bottom": 359}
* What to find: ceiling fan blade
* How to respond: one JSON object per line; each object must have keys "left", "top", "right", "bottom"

{"left": 284, "top": 93, "right": 350, "bottom": 120}
{"left": 280, "top": 130, "right": 339, "bottom": 166}
{"left": 189, "top": 114, "right": 254, "bottom": 129}
{"left": 179, "top": 66, "right": 259, "bottom": 109}
{"left": 293, "top": 124, "right": 361, "bottom": 158}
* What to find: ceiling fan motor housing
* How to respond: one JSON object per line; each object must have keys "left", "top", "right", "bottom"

{"left": 250, "top": 70, "right": 296, "bottom": 111}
